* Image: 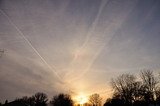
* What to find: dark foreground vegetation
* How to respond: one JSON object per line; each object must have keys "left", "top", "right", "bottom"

{"left": 0, "top": 93, "right": 74, "bottom": 106}
{"left": 104, "top": 70, "right": 160, "bottom": 106}
{"left": 1, "top": 70, "right": 160, "bottom": 106}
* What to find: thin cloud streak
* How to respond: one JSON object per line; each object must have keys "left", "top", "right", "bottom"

{"left": 64, "top": 0, "right": 109, "bottom": 82}
{"left": 0, "top": 8, "right": 63, "bottom": 83}
{"left": 64, "top": 0, "right": 138, "bottom": 83}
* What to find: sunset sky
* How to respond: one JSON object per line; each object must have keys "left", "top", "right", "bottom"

{"left": 0, "top": 0, "right": 160, "bottom": 102}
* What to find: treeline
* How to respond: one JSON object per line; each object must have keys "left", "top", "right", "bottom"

{"left": 104, "top": 70, "right": 160, "bottom": 106}
{"left": 0, "top": 93, "right": 102, "bottom": 106}
{"left": 0, "top": 93, "right": 74, "bottom": 106}
{"left": 1, "top": 69, "right": 160, "bottom": 106}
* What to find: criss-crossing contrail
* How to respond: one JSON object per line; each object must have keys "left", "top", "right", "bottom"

{"left": 66, "top": 0, "right": 109, "bottom": 82}
{"left": 66, "top": 0, "right": 138, "bottom": 83}
{"left": 80, "top": 0, "right": 110, "bottom": 50}
{"left": 69, "top": 0, "right": 109, "bottom": 64}
{"left": 0, "top": 9, "right": 63, "bottom": 83}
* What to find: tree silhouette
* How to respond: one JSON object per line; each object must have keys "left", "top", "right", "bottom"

{"left": 2, "top": 70, "right": 160, "bottom": 106}
{"left": 104, "top": 70, "right": 160, "bottom": 106}
{"left": 111, "top": 74, "right": 140, "bottom": 105}
{"left": 50, "top": 93, "right": 73, "bottom": 106}
{"left": 156, "top": 88, "right": 160, "bottom": 105}
{"left": 4, "top": 100, "right": 8, "bottom": 104}
{"left": 33, "top": 92, "right": 48, "bottom": 106}
{"left": 13, "top": 92, "right": 48, "bottom": 106}
{"left": 15, "top": 96, "right": 35, "bottom": 106}
{"left": 89, "top": 93, "right": 102, "bottom": 106}
{"left": 104, "top": 98, "right": 125, "bottom": 106}
{"left": 27, "top": 96, "right": 35, "bottom": 106}
{"left": 140, "top": 70, "right": 158, "bottom": 103}
{"left": 3, "top": 99, "right": 28, "bottom": 106}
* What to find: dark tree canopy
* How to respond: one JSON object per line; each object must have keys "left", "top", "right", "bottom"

{"left": 111, "top": 74, "right": 139, "bottom": 104}
{"left": 50, "top": 93, "right": 73, "bottom": 106}
{"left": 4, "top": 92, "right": 48, "bottom": 106}
{"left": 33, "top": 92, "right": 48, "bottom": 106}
{"left": 104, "top": 70, "right": 160, "bottom": 106}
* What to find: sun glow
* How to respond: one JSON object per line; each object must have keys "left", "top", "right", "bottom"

{"left": 75, "top": 94, "right": 88, "bottom": 105}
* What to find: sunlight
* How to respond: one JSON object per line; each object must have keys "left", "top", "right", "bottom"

{"left": 75, "top": 94, "right": 88, "bottom": 105}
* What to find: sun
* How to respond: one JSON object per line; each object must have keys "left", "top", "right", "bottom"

{"left": 75, "top": 94, "right": 88, "bottom": 105}
{"left": 79, "top": 96, "right": 88, "bottom": 104}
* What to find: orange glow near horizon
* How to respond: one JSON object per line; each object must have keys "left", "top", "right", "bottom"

{"left": 74, "top": 93, "right": 89, "bottom": 105}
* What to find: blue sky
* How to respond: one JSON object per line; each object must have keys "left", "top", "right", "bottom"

{"left": 0, "top": 0, "right": 160, "bottom": 102}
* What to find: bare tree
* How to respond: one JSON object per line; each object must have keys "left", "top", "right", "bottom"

{"left": 105, "top": 70, "right": 160, "bottom": 106}
{"left": 33, "top": 92, "right": 48, "bottom": 106}
{"left": 89, "top": 93, "right": 102, "bottom": 106}
{"left": 140, "top": 70, "right": 158, "bottom": 103}
{"left": 111, "top": 74, "right": 142, "bottom": 104}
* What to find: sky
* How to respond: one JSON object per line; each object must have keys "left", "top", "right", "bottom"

{"left": 0, "top": 0, "right": 160, "bottom": 102}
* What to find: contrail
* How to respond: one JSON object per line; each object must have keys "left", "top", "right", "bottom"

{"left": 80, "top": 0, "right": 110, "bottom": 50}
{"left": 70, "top": 0, "right": 109, "bottom": 63}
{"left": 65, "top": 0, "right": 110, "bottom": 80}
{"left": 0, "top": 9, "right": 63, "bottom": 83}
{"left": 67, "top": 0, "right": 137, "bottom": 83}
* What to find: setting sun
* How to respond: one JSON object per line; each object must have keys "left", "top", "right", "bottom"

{"left": 74, "top": 94, "right": 88, "bottom": 105}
